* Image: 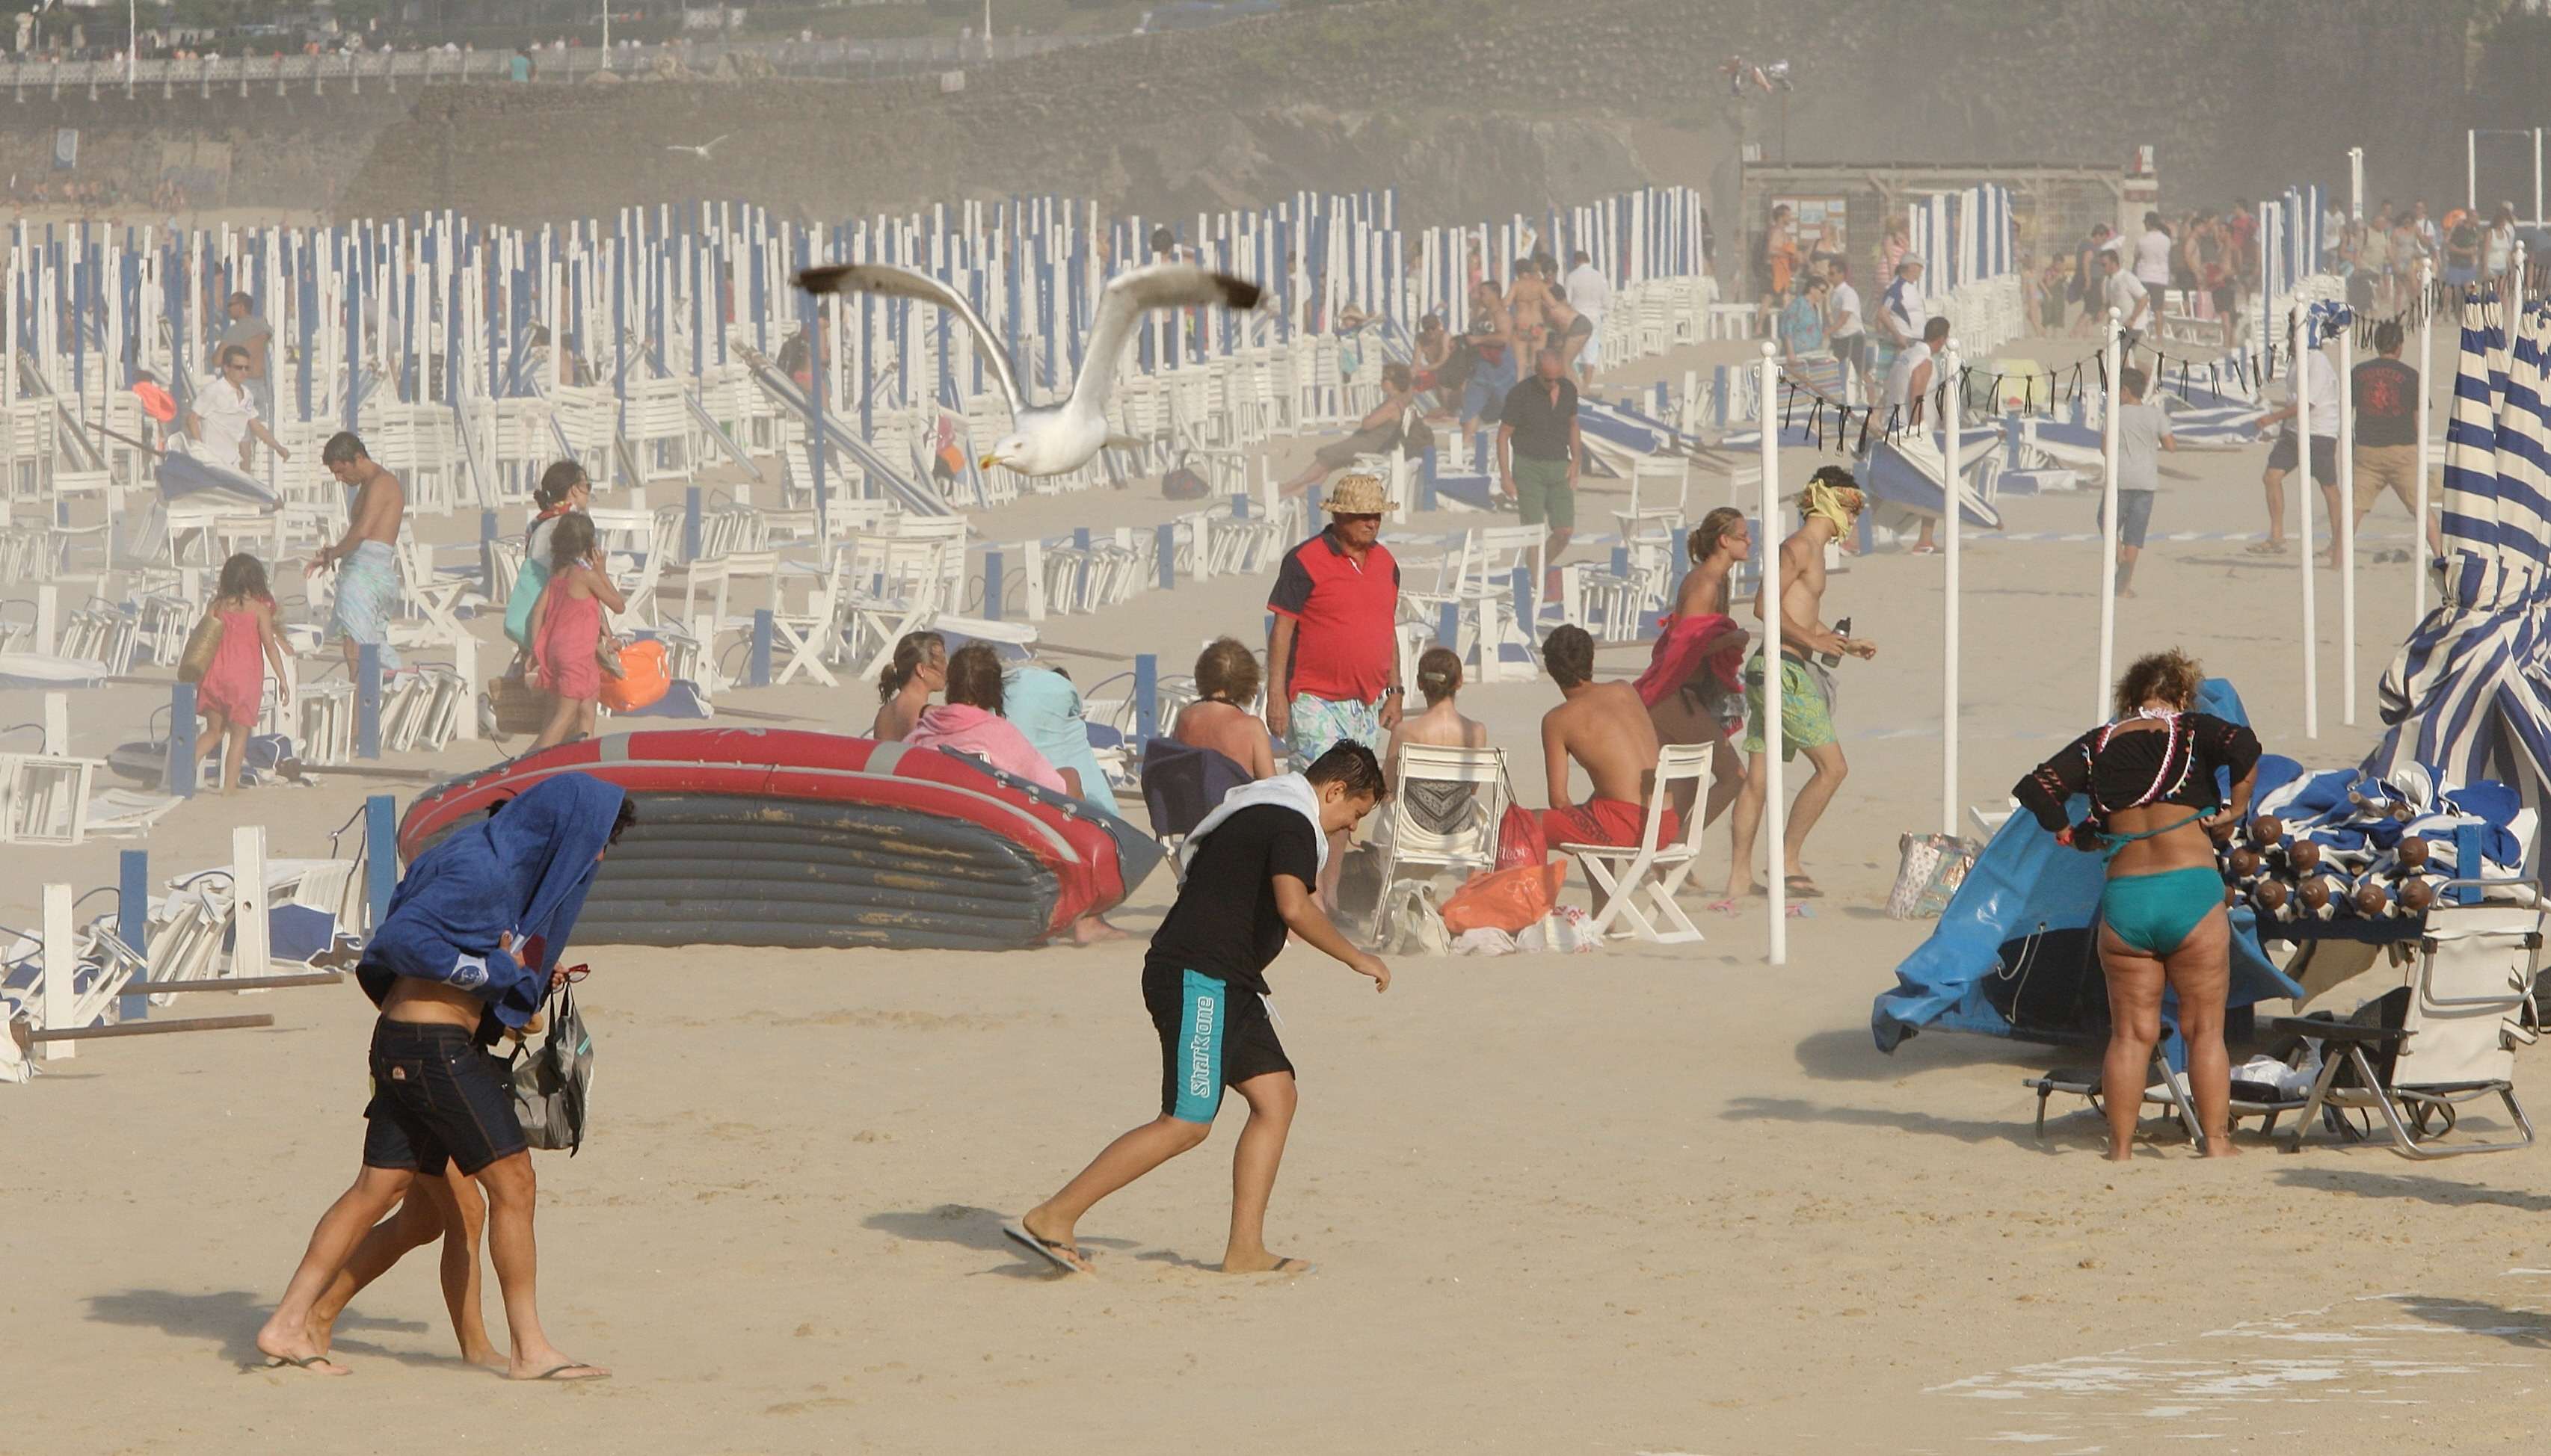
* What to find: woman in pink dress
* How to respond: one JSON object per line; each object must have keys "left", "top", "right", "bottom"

{"left": 195, "top": 554, "right": 292, "bottom": 795}
{"left": 526, "top": 513, "right": 627, "bottom": 752}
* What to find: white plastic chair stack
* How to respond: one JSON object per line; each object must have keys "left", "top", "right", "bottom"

{"left": 380, "top": 667, "right": 465, "bottom": 753}
{"left": 0, "top": 750, "right": 106, "bottom": 844}
{"left": 55, "top": 605, "right": 139, "bottom": 676}
{"left": 298, "top": 681, "right": 356, "bottom": 765}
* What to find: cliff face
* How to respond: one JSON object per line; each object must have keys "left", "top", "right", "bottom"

{"left": 0, "top": 0, "right": 2487, "bottom": 227}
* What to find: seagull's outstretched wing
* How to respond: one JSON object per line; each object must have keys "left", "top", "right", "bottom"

{"left": 797, "top": 262, "right": 1026, "bottom": 413}
{"left": 1071, "top": 265, "right": 1261, "bottom": 415}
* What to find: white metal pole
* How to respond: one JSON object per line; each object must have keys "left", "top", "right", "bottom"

{"left": 2097, "top": 307, "right": 2120, "bottom": 719}
{"left": 39, "top": 883, "right": 73, "bottom": 1061}
{"left": 2348, "top": 148, "right": 2364, "bottom": 220}
{"left": 230, "top": 825, "right": 269, "bottom": 974}
{"left": 2536, "top": 127, "right": 2545, "bottom": 226}
{"left": 2468, "top": 130, "right": 2478, "bottom": 214}
{"left": 2296, "top": 307, "right": 2320, "bottom": 740}
{"left": 2337, "top": 321, "right": 2356, "bottom": 726}
{"left": 1940, "top": 339, "right": 1962, "bottom": 838}
{"left": 2416, "top": 256, "right": 2434, "bottom": 617}
{"left": 1758, "top": 341, "right": 1785, "bottom": 966}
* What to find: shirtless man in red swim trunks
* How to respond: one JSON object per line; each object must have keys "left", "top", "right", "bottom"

{"left": 1536, "top": 625, "right": 1675, "bottom": 854}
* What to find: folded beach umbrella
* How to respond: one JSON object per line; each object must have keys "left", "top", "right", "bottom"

{"left": 2367, "top": 297, "right": 2551, "bottom": 880}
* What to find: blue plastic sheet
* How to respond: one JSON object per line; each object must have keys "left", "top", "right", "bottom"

{"left": 1871, "top": 678, "right": 2304, "bottom": 1055}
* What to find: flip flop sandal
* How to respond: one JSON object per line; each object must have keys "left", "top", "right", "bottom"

{"left": 526, "top": 1363, "right": 610, "bottom": 1382}
{"left": 261, "top": 1354, "right": 344, "bottom": 1375}
{"left": 1002, "top": 1218, "right": 1093, "bottom": 1274}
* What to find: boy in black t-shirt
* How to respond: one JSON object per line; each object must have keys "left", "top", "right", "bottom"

{"left": 1006, "top": 743, "right": 1392, "bottom": 1277}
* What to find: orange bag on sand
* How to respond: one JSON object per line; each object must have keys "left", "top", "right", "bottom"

{"left": 1441, "top": 860, "right": 1568, "bottom": 936}
{"left": 598, "top": 638, "right": 669, "bottom": 713}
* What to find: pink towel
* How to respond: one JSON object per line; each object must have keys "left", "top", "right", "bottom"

{"left": 905, "top": 703, "right": 1069, "bottom": 795}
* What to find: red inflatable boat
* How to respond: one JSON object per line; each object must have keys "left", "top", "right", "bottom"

{"left": 397, "top": 729, "right": 1163, "bottom": 952}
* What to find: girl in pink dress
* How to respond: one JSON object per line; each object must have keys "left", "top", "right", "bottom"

{"left": 196, "top": 554, "right": 292, "bottom": 795}
{"left": 526, "top": 513, "right": 627, "bottom": 752}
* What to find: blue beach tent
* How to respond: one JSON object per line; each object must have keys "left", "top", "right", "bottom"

{"left": 1871, "top": 678, "right": 2303, "bottom": 1055}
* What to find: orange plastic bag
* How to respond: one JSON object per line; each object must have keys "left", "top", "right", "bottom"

{"left": 1440, "top": 860, "right": 1567, "bottom": 936}
{"left": 598, "top": 638, "right": 670, "bottom": 713}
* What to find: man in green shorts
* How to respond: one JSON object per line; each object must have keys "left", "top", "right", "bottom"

{"left": 1722, "top": 467, "right": 1876, "bottom": 904}
{"left": 1498, "top": 346, "right": 1582, "bottom": 566}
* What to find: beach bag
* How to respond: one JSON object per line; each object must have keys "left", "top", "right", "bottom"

{"left": 1161, "top": 463, "right": 1210, "bottom": 500}
{"left": 1441, "top": 860, "right": 1567, "bottom": 937}
{"left": 487, "top": 672, "right": 555, "bottom": 738}
{"left": 1495, "top": 802, "right": 1545, "bottom": 869}
{"left": 176, "top": 610, "right": 225, "bottom": 685}
{"left": 510, "top": 983, "right": 594, "bottom": 1155}
{"left": 598, "top": 638, "right": 670, "bottom": 714}
{"left": 1379, "top": 880, "right": 1452, "bottom": 955}
{"left": 1888, "top": 832, "right": 1981, "bottom": 920}
{"left": 503, "top": 555, "right": 553, "bottom": 650}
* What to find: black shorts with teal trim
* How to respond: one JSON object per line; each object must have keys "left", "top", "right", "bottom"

{"left": 1143, "top": 965, "right": 1294, "bottom": 1123}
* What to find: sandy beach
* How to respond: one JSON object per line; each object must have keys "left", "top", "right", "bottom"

{"left": 8, "top": 325, "right": 2550, "bottom": 1456}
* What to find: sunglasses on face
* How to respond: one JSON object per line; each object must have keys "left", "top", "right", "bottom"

{"left": 224, "top": 363, "right": 248, "bottom": 372}
{"left": 1338, "top": 513, "right": 1382, "bottom": 524}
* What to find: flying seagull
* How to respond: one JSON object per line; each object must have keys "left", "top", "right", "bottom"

{"left": 795, "top": 261, "right": 1262, "bottom": 476}
{"left": 665, "top": 135, "right": 733, "bottom": 159}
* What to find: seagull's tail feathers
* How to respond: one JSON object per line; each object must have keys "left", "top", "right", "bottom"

{"left": 795, "top": 264, "right": 858, "bottom": 295}
{"left": 1210, "top": 273, "right": 1264, "bottom": 312}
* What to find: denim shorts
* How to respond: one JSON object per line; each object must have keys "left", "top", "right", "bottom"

{"left": 361, "top": 1019, "right": 526, "bottom": 1176}
{"left": 2105, "top": 487, "right": 2157, "bottom": 549}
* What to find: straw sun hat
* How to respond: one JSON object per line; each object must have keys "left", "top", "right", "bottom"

{"left": 1322, "top": 473, "right": 1393, "bottom": 515}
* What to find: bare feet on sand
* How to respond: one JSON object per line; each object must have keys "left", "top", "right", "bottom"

{"left": 1071, "top": 916, "right": 1129, "bottom": 946}
{"left": 314, "top": 1305, "right": 508, "bottom": 1372}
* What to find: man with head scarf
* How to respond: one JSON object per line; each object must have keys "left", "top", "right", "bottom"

{"left": 258, "top": 772, "right": 632, "bottom": 1381}
{"left": 1720, "top": 468, "right": 1875, "bottom": 907}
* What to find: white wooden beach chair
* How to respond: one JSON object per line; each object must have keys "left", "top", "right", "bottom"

{"left": 1559, "top": 742, "right": 1714, "bottom": 944}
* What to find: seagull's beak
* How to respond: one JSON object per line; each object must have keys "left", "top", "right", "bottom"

{"left": 979, "top": 453, "right": 1002, "bottom": 470}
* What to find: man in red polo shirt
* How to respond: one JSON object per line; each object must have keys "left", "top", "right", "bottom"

{"left": 1267, "top": 472, "right": 1404, "bottom": 907}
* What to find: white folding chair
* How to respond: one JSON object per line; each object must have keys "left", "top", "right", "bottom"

{"left": 2260, "top": 893, "right": 2541, "bottom": 1158}
{"left": 1560, "top": 742, "right": 1714, "bottom": 944}
{"left": 1371, "top": 744, "right": 1510, "bottom": 941}
{"left": 769, "top": 558, "right": 846, "bottom": 687}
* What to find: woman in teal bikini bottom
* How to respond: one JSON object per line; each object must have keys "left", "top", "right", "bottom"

{"left": 2016, "top": 651, "right": 2263, "bottom": 1161}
